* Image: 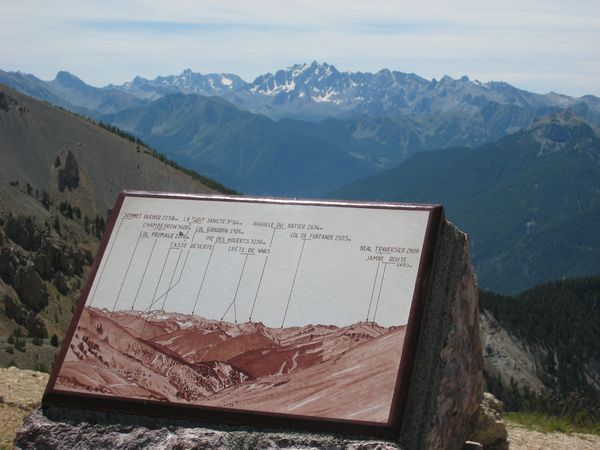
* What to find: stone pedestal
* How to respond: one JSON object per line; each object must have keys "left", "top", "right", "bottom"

{"left": 15, "top": 221, "right": 482, "bottom": 450}
{"left": 399, "top": 221, "right": 483, "bottom": 450}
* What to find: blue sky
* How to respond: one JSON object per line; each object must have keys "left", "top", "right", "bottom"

{"left": 2, "top": 0, "right": 599, "bottom": 97}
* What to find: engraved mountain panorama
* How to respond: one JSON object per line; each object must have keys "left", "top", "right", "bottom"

{"left": 57, "top": 306, "right": 406, "bottom": 422}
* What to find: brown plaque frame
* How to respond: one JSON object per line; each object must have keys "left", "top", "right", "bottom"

{"left": 43, "top": 191, "right": 444, "bottom": 440}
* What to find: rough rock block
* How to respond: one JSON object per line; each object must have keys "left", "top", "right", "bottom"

{"left": 468, "top": 393, "right": 509, "bottom": 450}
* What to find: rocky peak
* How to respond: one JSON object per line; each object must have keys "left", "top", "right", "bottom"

{"left": 53, "top": 71, "right": 87, "bottom": 89}
{"left": 530, "top": 109, "right": 592, "bottom": 130}
{"left": 121, "top": 69, "right": 246, "bottom": 96}
{"left": 528, "top": 110, "right": 600, "bottom": 156}
{"left": 249, "top": 61, "right": 348, "bottom": 100}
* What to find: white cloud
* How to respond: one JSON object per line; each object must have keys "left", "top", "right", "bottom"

{"left": 1, "top": 0, "right": 599, "bottom": 96}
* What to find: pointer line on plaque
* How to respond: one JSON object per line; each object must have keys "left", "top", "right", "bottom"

{"left": 372, "top": 262, "right": 390, "bottom": 323}
{"left": 221, "top": 253, "right": 250, "bottom": 322}
{"left": 161, "top": 248, "right": 183, "bottom": 311}
{"left": 152, "top": 229, "right": 199, "bottom": 306}
{"left": 173, "top": 229, "right": 198, "bottom": 285}
{"left": 269, "top": 226, "right": 285, "bottom": 247}
{"left": 140, "top": 247, "right": 173, "bottom": 339}
{"left": 131, "top": 238, "right": 158, "bottom": 311}
{"left": 89, "top": 217, "right": 128, "bottom": 307}
{"left": 281, "top": 239, "right": 308, "bottom": 328}
{"left": 111, "top": 230, "right": 143, "bottom": 315}
{"left": 249, "top": 254, "right": 269, "bottom": 322}
{"left": 249, "top": 225, "right": 279, "bottom": 321}
{"left": 147, "top": 248, "right": 173, "bottom": 311}
{"left": 192, "top": 242, "right": 221, "bottom": 315}
{"left": 366, "top": 262, "right": 381, "bottom": 321}
{"left": 173, "top": 230, "right": 198, "bottom": 280}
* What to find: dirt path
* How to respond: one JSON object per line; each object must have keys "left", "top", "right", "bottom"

{"left": 0, "top": 367, "right": 49, "bottom": 449}
{"left": 507, "top": 422, "right": 600, "bottom": 450}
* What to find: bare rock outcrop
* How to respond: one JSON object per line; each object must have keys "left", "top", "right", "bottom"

{"left": 0, "top": 212, "right": 93, "bottom": 340}
{"left": 34, "top": 239, "right": 92, "bottom": 278}
{"left": 2, "top": 214, "right": 92, "bottom": 283}
{"left": 468, "top": 392, "right": 509, "bottom": 450}
{"left": 3, "top": 294, "right": 48, "bottom": 338}
{"left": 4, "top": 215, "right": 46, "bottom": 251}
{"left": 0, "top": 90, "right": 17, "bottom": 111}
{"left": 13, "top": 263, "right": 49, "bottom": 313}
{"left": 57, "top": 150, "right": 80, "bottom": 192}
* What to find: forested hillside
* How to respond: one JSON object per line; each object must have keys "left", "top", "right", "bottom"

{"left": 481, "top": 276, "right": 600, "bottom": 426}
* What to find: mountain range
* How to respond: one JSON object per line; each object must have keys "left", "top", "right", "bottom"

{"left": 101, "top": 93, "right": 576, "bottom": 197}
{"left": 334, "top": 110, "right": 600, "bottom": 293}
{"left": 2, "top": 64, "right": 600, "bottom": 292}
{"left": 3, "top": 62, "right": 599, "bottom": 125}
{"left": 103, "top": 94, "right": 381, "bottom": 196}
{"left": 4, "top": 62, "right": 600, "bottom": 198}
